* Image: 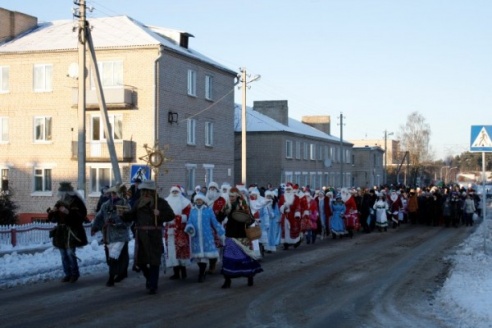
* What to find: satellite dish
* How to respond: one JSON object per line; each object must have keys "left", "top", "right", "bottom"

{"left": 324, "top": 159, "right": 332, "bottom": 168}
{"left": 67, "top": 63, "right": 79, "bottom": 78}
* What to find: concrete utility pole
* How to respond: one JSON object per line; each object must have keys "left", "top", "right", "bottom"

{"left": 75, "top": 0, "right": 122, "bottom": 193}
{"left": 239, "top": 68, "right": 260, "bottom": 185}
{"left": 76, "top": 0, "right": 87, "bottom": 198}
{"left": 339, "top": 113, "right": 345, "bottom": 187}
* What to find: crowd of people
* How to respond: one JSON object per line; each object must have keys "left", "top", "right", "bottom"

{"left": 47, "top": 179, "right": 484, "bottom": 295}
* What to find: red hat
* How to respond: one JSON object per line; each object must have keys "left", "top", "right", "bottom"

{"left": 285, "top": 182, "right": 293, "bottom": 189}
{"left": 293, "top": 184, "right": 299, "bottom": 190}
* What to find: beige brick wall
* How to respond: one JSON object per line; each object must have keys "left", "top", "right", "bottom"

{"left": 0, "top": 45, "right": 236, "bottom": 219}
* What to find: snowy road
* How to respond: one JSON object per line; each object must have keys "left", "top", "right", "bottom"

{"left": 0, "top": 223, "right": 472, "bottom": 328}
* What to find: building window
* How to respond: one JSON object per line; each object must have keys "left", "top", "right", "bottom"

{"left": 285, "top": 171, "right": 293, "bottom": 183}
{"left": 205, "top": 122, "right": 214, "bottom": 147}
{"left": 330, "top": 147, "right": 336, "bottom": 162}
{"left": 346, "top": 149, "right": 351, "bottom": 164}
{"left": 204, "top": 164, "right": 214, "bottom": 187}
{"left": 286, "top": 140, "right": 293, "bottom": 158}
{"left": 185, "top": 164, "right": 197, "bottom": 193}
{"left": 310, "top": 144, "right": 316, "bottom": 160}
{"left": 91, "top": 114, "right": 123, "bottom": 141}
{"left": 318, "top": 145, "right": 323, "bottom": 160}
{"left": 0, "top": 66, "right": 9, "bottom": 93}
{"left": 303, "top": 142, "right": 308, "bottom": 160}
{"left": 0, "top": 117, "right": 8, "bottom": 142}
{"left": 187, "top": 69, "right": 197, "bottom": 96}
{"left": 91, "top": 61, "right": 123, "bottom": 88}
{"left": 34, "top": 168, "right": 52, "bottom": 192}
{"left": 34, "top": 116, "right": 52, "bottom": 142}
{"left": 33, "top": 64, "right": 53, "bottom": 92}
{"left": 187, "top": 119, "right": 196, "bottom": 145}
{"left": 90, "top": 166, "right": 115, "bottom": 194}
{"left": 295, "top": 141, "right": 301, "bottom": 159}
{"left": 205, "top": 75, "right": 213, "bottom": 100}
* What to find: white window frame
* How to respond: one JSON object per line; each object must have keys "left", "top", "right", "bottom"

{"left": 286, "top": 140, "right": 293, "bottom": 158}
{"left": 0, "top": 117, "right": 8, "bottom": 143}
{"left": 33, "top": 167, "right": 52, "bottom": 195}
{"left": 203, "top": 164, "right": 214, "bottom": 187}
{"left": 310, "top": 143, "right": 316, "bottom": 160}
{"left": 295, "top": 141, "right": 301, "bottom": 159}
{"left": 187, "top": 69, "right": 197, "bottom": 96}
{"left": 33, "top": 64, "right": 53, "bottom": 92}
{"left": 89, "top": 164, "right": 117, "bottom": 196}
{"left": 90, "top": 60, "right": 123, "bottom": 89}
{"left": 318, "top": 145, "right": 323, "bottom": 160}
{"left": 205, "top": 75, "right": 213, "bottom": 100}
{"left": 185, "top": 164, "right": 197, "bottom": 194}
{"left": 303, "top": 142, "right": 309, "bottom": 160}
{"left": 33, "top": 116, "right": 52, "bottom": 143}
{"left": 187, "top": 119, "right": 196, "bottom": 145}
{"left": 284, "top": 171, "right": 293, "bottom": 183}
{"left": 0, "top": 66, "right": 9, "bottom": 93}
{"left": 90, "top": 114, "right": 123, "bottom": 141}
{"left": 205, "top": 122, "right": 214, "bottom": 147}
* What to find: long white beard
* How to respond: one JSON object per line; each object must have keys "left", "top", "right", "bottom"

{"left": 166, "top": 194, "right": 183, "bottom": 214}
{"left": 207, "top": 190, "right": 219, "bottom": 203}
{"left": 283, "top": 192, "right": 294, "bottom": 205}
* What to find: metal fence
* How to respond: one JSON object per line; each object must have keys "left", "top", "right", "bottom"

{"left": 0, "top": 222, "right": 93, "bottom": 247}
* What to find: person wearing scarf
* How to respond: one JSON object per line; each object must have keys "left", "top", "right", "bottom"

{"left": 219, "top": 187, "right": 263, "bottom": 289}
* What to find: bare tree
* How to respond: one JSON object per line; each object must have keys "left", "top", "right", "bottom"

{"left": 398, "top": 111, "right": 432, "bottom": 163}
{"left": 398, "top": 112, "right": 432, "bottom": 185}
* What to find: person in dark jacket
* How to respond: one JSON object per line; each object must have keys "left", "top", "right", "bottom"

{"left": 122, "top": 180, "right": 174, "bottom": 295}
{"left": 48, "top": 181, "right": 88, "bottom": 283}
{"left": 91, "top": 184, "right": 132, "bottom": 287}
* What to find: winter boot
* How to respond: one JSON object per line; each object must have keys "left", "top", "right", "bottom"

{"left": 221, "top": 276, "right": 232, "bottom": 289}
{"left": 198, "top": 263, "right": 207, "bottom": 283}
{"left": 207, "top": 259, "right": 217, "bottom": 274}
{"left": 169, "top": 266, "right": 180, "bottom": 280}
{"left": 106, "top": 259, "right": 117, "bottom": 287}
{"left": 247, "top": 276, "right": 254, "bottom": 287}
{"left": 180, "top": 266, "right": 187, "bottom": 279}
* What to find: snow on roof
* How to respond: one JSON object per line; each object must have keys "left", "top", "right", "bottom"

{"left": 0, "top": 15, "right": 234, "bottom": 74}
{"left": 234, "top": 106, "right": 351, "bottom": 144}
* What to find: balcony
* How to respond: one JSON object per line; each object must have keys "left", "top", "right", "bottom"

{"left": 71, "top": 140, "right": 136, "bottom": 162}
{"left": 72, "top": 87, "right": 135, "bottom": 109}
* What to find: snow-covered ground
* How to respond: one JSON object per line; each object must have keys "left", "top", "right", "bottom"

{"left": 1, "top": 219, "right": 492, "bottom": 327}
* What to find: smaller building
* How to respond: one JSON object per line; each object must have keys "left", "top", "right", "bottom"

{"left": 351, "top": 146, "right": 384, "bottom": 188}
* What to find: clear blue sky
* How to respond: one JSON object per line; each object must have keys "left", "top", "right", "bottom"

{"left": 3, "top": 0, "right": 492, "bottom": 160}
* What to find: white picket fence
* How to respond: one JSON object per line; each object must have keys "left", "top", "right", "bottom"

{"left": 0, "top": 222, "right": 93, "bottom": 247}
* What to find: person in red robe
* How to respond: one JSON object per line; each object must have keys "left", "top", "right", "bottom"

{"left": 341, "top": 188, "right": 360, "bottom": 238}
{"left": 278, "top": 182, "right": 302, "bottom": 250}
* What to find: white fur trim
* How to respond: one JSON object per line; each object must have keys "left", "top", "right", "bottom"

{"left": 181, "top": 214, "right": 187, "bottom": 223}
{"left": 295, "top": 211, "right": 301, "bottom": 218}
{"left": 303, "top": 210, "right": 310, "bottom": 216}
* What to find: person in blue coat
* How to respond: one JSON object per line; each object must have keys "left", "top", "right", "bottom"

{"left": 185, "top": 193, "right": 225, "bottom": 282}
{"left": 330, "top": 194, "right": 347, "bottom": 239}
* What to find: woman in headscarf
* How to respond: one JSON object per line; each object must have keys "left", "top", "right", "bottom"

{"left": 219, "top": 187, "right": 263, "bottom": 289}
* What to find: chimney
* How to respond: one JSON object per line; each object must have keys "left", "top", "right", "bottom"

{"left": 0, "top": 8, "right": 38, "bottom": 43}
{"left": 253, "top": 100, "right": 289, "bottom": 126}
{"left": 302, "top": 116, "right": 331, "bottom": 135}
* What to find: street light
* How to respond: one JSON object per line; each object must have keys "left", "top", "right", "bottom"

{"left": 384, "top": 130, "right": 394, "bottom": 185}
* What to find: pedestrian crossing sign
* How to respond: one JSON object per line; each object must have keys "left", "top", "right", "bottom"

{"left": 130, "top": 165, "right": 151, "bottom": 183}
{"left": 470, "top": 125, "right": 492, "bottom": 152}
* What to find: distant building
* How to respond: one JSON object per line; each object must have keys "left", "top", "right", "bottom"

{"left": 234, "top": 100, "right": 355, "bottom": 190}
{"left": 351, "top": 146, "right": 384, "bottom": 188}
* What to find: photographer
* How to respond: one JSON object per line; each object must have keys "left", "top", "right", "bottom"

{"left": 48, "top": 182, "right": 88, "bottom": 283}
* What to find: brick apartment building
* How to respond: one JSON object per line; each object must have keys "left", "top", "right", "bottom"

{"left": 0, "top": 8, "right": 236, "bottom": 222}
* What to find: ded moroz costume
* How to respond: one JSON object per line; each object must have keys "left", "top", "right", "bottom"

{"left": 278, "top": 182, "right": 302, "bottom": 250}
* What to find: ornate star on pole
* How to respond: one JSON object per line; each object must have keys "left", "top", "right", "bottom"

{"left": 139, "top": 143, "right": 171, "bottom": 174}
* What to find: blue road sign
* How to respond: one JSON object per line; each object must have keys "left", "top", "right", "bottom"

{"left": 470, "top": 125, "right": 492, "bottom": 152}
{"left": 130, "top": 165, "right": 151, "bottom": 183}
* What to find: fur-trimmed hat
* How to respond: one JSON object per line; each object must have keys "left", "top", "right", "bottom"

{"left": 208, "top": 181, "right": 219, "bottom": 190}
{"left": 194, "top": 193, "right": 207, "bottom": 202}
{"left": 170, "top": 185, "right": 181, "bottom": 193}
{"left": 139, "top": 180, "right": 156, "bottom": 190}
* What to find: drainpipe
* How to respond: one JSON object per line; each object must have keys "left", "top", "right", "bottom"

{"left": 154, "top": 46, "right": 164, "bottom": 145}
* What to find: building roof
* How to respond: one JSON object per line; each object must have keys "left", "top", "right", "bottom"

{"left": 234, "top": 105, "right": 352, "bottom": 145}
{"left": 0, "top": 15, "right": 235, "bottom": 74}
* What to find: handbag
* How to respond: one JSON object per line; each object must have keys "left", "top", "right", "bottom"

{"left": 245, "top": 224, "right": 261, "bottom": 241}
